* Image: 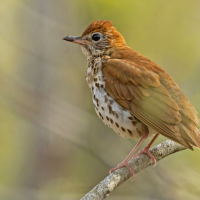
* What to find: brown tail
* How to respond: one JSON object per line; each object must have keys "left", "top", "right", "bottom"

{"left": 179, "top": 115, "right": 200, "bottom": 149}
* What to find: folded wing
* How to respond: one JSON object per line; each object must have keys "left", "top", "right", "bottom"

{"left": 103, "top": 59, "right": 200, "bottom": 149}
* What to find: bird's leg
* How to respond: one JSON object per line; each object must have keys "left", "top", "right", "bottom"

{"left": 132, "top": 133, "right": 159, "bottom": 167}
{"left": 109, "top": 132, "right": 149, "bottom": 180}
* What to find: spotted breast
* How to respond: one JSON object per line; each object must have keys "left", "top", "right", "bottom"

{"left": 85, "top": 56, "right": 153, "bottom": 139}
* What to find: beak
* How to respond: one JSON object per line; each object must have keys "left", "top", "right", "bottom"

{"left": 62, "top": 36, "right": 90, "bottom": 45}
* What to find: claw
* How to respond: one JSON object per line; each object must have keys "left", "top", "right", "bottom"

{"left": 132, "top": 147, "right": 157, "bottom": 167}
{"left": 109, "top": 133, "right": 159, "bottom": 181}
{"left": 109, "top": 162, "right": 135, "bottom": 180}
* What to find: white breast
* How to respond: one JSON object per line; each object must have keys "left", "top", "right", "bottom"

{"left": 86, "top": 57, "right": 157, "bottom": 139}
{"left": 87, "top": 58, "right": 141, "bottom": 139}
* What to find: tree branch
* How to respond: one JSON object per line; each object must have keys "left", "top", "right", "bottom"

{"left": 80, "top": 140, "right": 186, "bottom": 200}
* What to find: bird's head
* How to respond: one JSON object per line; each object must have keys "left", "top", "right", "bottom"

{"left": 63, "top": 20, "right": 126, "bottom": 58}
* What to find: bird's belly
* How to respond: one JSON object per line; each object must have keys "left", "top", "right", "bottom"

{"left": 93, "top": 89, "right": 140, "bottom": 139}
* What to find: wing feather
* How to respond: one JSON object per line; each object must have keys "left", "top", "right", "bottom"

{"left": 120, "top": 84, "right": 132, "bottom": 100}
{"left": 114, "top": 83, "right": 125, "bottom": 99}
{"left": 127, "top": 85, "right": 141, "bottom": 100}
{"left": 109, "top": 84, "right": 120, "bottom": 98}
{"left": 102, "top": 58, "right": 200, "bottom": 149}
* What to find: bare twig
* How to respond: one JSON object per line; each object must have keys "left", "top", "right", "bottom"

{"left": 80, "top": 140, "right": 186, "bottom": 200}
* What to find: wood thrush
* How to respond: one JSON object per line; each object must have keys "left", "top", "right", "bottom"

{"left": 63, "top": 20, "right": 200, "bottom": 179}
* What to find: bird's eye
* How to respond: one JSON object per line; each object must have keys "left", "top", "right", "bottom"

{"left": 92, "top": 34, "right": 101, "bottom": 41}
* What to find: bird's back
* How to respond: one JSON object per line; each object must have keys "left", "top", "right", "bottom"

{"left": 106, "top": 45, "right": 200, "bottom": 149}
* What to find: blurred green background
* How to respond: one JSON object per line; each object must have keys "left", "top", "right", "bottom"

{"left": 1, "top": 0, "right": 200, "bottom": 199}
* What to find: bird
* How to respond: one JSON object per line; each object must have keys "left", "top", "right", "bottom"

{"left": 63, "top": 20, "right": 200, "bottom": 179}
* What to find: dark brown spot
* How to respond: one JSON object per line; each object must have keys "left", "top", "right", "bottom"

{"left": 101, "top": 107, "right": 104, "bottom": 111}
{"left": 115, "top": 122, "right": 119, "bottom": 128}
{"left": 94, "top": 78, "right": 97, "bottom": 82}
{"left": 121, "top": 127, "right": 126, "bottom": 132}
{"left": 128, "top": 116, "right": 134, "bottom": 120}
{"left": 108, "top": 105, "right": 112, "bottom": 114}
{"left": 91, "top": 60, "right": 94, "bottom": 68}
{"left": 107, "top": 104, "right": 111, "bottom": 108}
{"left": 99, "top": 112, "right": 103, "bottom": 120}
{"left": 136, "top": 128, "right": 142, "bottom": 137}
{"left": 95, "top": 83, "right": 100, "bottom": 88}
{"left": 104, "top": 97, "right": 108, "bottom": 103}
{"left": 94, "top": 68, "right": 96, "bottom": 73}
{"left": 109, "top": 100, "right": 114, "bottom": 104}
{"left": 127, "top": 129, "right": 132, "bottom": 135}
{"left": 92, "top": 86, "right": 94, "bottom": 91}
{"left": 132, "top": 121, "right": 137, "bottom": 126}
{"left": 94, "top": 97, "right": 99, "bottom": 107}
{"left": 110, "top": 118, "right": 113, "bottom": 124}
{"left": 106, "top": 116, "right": 109, "bottom": 121}
{"left": 101, "top": 84, "right": 104, "bottom": 88}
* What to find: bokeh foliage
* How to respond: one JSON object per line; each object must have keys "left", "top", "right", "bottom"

{"left": 0, "top": 0, "right": 200, "bottom": 199}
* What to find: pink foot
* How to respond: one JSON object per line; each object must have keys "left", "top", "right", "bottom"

{"left": 109, "top": 161, "right": 135, "bottom": 180}
{"left": 108, "top": 133, "right": 159, "bottom": 181}
{"left": 132, "top": 147, "right": 157, "bottom": 167}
